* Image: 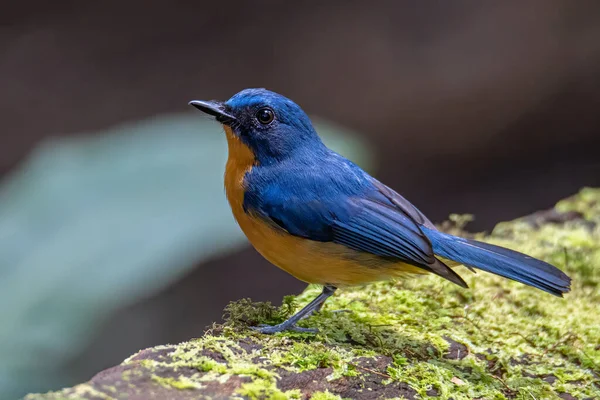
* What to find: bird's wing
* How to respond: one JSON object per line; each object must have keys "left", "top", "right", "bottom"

{"left": 251, "top": 173, "right": 467, "bottom": 287}
{"left": 369, "top": 179, "right": 436, "bottom": 228}
{"left": 332, "top": 195, "right": 468, "bottom": 287}
{"left": 370, "top": 179, "right": 476, "bottom": 272}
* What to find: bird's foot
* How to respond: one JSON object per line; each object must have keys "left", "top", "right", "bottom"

{"left": 251, "top": 285, "right": 337, "bottom": 334}
{"left": 251, "top": 323, "right": 318, "bottom": 334}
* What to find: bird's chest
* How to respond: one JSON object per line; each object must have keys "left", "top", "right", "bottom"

{"left": 222, "top": 129, "right": 322, "bottom": 281}
{"left": 223, "top": 129, "right": 255, "bottom": 226}
{"left": 223, "top": 128, "right": 276, "bottom": 247}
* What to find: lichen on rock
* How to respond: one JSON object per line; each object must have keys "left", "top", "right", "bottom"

{"left": 25, "top": 188, "right": 600, "bottom": 399}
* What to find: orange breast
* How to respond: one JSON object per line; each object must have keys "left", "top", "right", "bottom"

{"left": 222, "top": 126, "right": 426, "bottom": 286}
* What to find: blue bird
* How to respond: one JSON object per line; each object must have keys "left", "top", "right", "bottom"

{"left": 189, "top": 89, "right": 571, "bottom": 334}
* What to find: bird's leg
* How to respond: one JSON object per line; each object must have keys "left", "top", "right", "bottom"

{"left": 300, "top": 291, "right": 328, "bottom": 319}
{"left": 300, "top": 288, "right": 352, "bottom": 320}
{"left": 307, "top": 298, "right": 326, "bottom": 316}
{"left": 253, "top": 285, "right": 337, "bottom": 334}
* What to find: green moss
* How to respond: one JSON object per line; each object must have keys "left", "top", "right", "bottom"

{"left": 26, "top": 188, "right": 600, "bottom": 399}
{"left": 25, "top": 384, "right": 117, "bottom": 400}
{"left": 222, "top": 296, "right": 297, "bottom": 329}
{"left": 192, "top": 356, "right": 228, "bottom": 373}
{"left": 236, "top": 379, "right": 302, "bottom": 400}
{"left": 309, "top": 390, "right": 345, "bottom": 400}
{"left": 555, "top": 187, "right": 600, "bottom": 220}
{"left": 151, "top": 375, "right": 201, "bottom": 390}
{"left": 274, "top": 342, "right": 340, "bottom": 370}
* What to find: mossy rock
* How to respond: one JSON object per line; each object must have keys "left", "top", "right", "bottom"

{"left": 26, "top": 188, "right": 600, "bottom": 400}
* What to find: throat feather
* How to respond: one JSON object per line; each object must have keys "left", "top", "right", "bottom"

{"left": 223, "top": 126, "right": 256, "bottom": 213}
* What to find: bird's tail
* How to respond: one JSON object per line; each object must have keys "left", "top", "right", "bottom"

{"left": 421, "top": 227, "right": 571, "bottom": 297}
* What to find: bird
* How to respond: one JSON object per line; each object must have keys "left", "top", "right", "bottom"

{"left": 189, "top": 88, "right": 571, "bottom": 334}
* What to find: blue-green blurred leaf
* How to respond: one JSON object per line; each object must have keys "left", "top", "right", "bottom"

{"left": 0, "top": 112, "right": 373, "bottom": 398}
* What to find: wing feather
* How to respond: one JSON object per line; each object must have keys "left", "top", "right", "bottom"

{"left": 247, "top": 160, "right": 468, "bottom": 287}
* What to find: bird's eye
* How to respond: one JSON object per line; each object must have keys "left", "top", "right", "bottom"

{"left": 256, "top": 108, "right": 275, "bottom": 125}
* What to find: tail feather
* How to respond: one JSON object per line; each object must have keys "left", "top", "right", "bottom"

{"left": 421, "top": 227, "right": 571, "bottom": 297}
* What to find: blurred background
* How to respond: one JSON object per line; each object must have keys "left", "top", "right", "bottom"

{"left": 2, "top": 1, "right": 600, "bottom": 398}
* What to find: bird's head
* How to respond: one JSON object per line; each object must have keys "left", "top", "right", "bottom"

{"left": 189, "top": 88, "right": 323, "bottom": 163}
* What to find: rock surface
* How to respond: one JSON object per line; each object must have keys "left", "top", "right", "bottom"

{"left": 26, "top": 188, "right": 600, "bottom": 399}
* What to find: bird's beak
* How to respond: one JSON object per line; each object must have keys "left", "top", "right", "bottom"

{"left": 188, "top": 100, "right": 236, "bottom": 124}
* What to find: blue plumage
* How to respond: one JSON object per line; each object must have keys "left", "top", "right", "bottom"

{"left": 190, "top": 88, "right": 571, "bottom": 334}
{"left": 422, "top": 227, "right": 571, "bottom": 296}
{"left": 243, "top": 148, "right": 470, "bottom": 287}
{"left": 225, "top": 88, "right": 570, "bottom": 296}
{"left": 243, "top": 151, "right": 370, "bottom": 238}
